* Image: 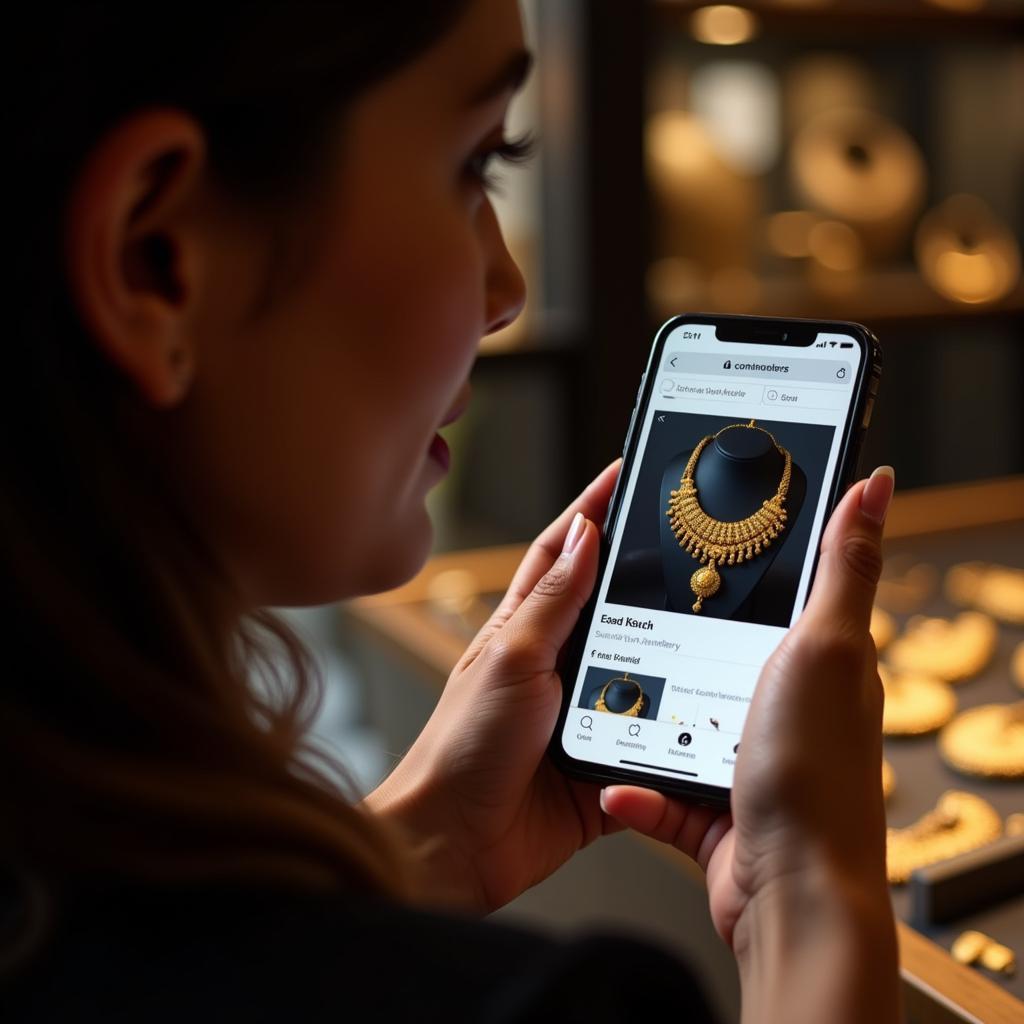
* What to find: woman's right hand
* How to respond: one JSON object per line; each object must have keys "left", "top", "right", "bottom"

{"left": 600, "top": 468, "right": 899, "bottom": 1024}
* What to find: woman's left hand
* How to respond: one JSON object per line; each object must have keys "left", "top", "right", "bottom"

{"left": 362, "top": 460, "right": 623, "bottom": 913}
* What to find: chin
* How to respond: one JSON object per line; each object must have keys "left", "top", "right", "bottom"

{"left": 356, "top": 510, "right": 435, "bottom": 597}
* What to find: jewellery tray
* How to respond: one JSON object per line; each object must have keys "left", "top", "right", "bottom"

{"left": 342, "top": 476, "right": 1024, "bottom": 1024}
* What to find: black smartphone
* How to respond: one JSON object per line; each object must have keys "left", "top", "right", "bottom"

{"left": 549, "top": 313, "right": 881, "bottom": 806}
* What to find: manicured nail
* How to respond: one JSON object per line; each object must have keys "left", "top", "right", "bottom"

{"left": 861, "top": 466, "right": 895, "bottom": 524}
{"left": 562, "top": 512, "right": 586, "bottom": 556}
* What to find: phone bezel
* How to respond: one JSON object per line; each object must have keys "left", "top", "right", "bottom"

{"left": 547, "top": 313, "right": 882, "bottom": 808}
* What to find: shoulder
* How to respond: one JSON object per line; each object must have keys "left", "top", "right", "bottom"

{"left": 6, "top": 879, "right": 719, "bottom": 1023}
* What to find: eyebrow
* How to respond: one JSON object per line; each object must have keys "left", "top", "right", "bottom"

{"left": 467, "top": 49, "right": 534, "bottom": 107}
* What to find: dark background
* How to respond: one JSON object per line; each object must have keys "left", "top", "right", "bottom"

{"left": 605, "top": 411, "right": 835, "bottom": 626}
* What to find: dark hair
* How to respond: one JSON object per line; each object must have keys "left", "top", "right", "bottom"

{"left": 3, "top": 2, "right": 470, "bottom": 908}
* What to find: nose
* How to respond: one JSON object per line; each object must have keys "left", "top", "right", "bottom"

{"left": 482, "top": 202, "right": 527, "bottom": 336}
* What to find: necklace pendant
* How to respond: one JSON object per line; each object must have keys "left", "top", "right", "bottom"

{"left": 690, "top": 563, "right": 721, "bottom": 613}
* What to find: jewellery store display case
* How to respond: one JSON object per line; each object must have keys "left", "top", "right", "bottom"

{"left": 341, "top": 477, "right": 1024, "bottom": 1024}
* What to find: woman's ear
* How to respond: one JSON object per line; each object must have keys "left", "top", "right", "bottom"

{"left": 64, "top": 109, "right": 208, "bottom": 408}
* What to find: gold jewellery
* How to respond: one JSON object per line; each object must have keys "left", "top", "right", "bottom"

{"left": 881, "top": 758, "right": 896, "bottom": 801}
{"left": 870, "top": 606, "right": 896, "bottom": 652}
{"left": 886, "top": 790, "right": 1002, "bottom": 884}
{"left": 595, "top": 673, "right": 645, "bottom": 717}
{"left": 939, "top": 702, "right": 1024, "bottom": 780}
{"left": 879, "top": 665, "right": 957, "bottom": 737}
{"left": 951, "top": 931, "right": 1017, "bottom": 976}
{"left": 886, "top": 611, "right": 998, "bottom": 683}
{"left": 666, "top": 420, "right": 791, "bottom": 613}
{"left": 945, "top": 561, "right": 1024, "bottom": 625}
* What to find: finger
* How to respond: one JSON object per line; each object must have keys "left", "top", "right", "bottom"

{"left": 800, "top": 466, "right": 894, "bottom": 638}
{"left": 599, "top": 785, "right": 730, "bottom": 867}
{"left": 454, "top": 460, "right": 620, "bottom": 673}
{"left": 491, "top": 513, "right": 601, "bottom": 672}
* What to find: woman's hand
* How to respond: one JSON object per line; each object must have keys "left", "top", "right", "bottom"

{"left": 600, "top": 468, "right": 900, "bottom": 1024}
{"left": 363, "top": 460, "right": 624, "bottom": 914}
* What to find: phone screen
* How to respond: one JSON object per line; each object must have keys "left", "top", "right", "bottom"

{"left": 558, "top": 320, "right": 865, "bottom": 792}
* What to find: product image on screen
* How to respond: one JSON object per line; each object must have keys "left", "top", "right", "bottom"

{"left": 606, "top": 413, "right": 834, "bottom": 628}
{"left": 559, "top": 322, "right": 863, "bottom": 790}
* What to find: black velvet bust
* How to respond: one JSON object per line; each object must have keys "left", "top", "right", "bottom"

{"left": 584, "top": 673, "right": 651, "bottom": 717}
{"left": 659, "top": 424, "right": 806, "bottom": 618}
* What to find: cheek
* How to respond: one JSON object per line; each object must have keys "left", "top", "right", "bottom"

{"left": 329, "top": 175, "right": 486, "bottom": 389}
{"left": 176, "top": 164, "right": 488, "bottom": 605}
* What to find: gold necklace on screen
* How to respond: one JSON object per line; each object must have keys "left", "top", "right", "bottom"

{"left": 666, "top": 420, "right": 791, "bottom": 613}
{"left": 595, "top": 673, "right": 645, "bottom": 717}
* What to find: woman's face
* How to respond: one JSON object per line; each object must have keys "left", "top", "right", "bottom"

{"left": 174, "top": 0, "right": 529, "bottom": 606}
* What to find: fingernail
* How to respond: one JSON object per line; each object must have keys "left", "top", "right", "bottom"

{"left": 562, "top": 512, "right": 586, "bottom": 556}
{"left": 861, "top": 466, "right": 895, "bottom": 524}
{"left": 599, "top": 787, "right": 609, "bottom": 814}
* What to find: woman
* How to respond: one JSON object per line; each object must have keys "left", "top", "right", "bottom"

{"left": 4, "top": 2, "right": 899, "bottom": 1020}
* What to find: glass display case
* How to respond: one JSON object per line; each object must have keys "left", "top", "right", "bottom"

{"left": 342, "top": 479, "right": 1024, "bottom": 1020}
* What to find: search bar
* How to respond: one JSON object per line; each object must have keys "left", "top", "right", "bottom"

{"left": 761, "top": 385, "right": 849, "bottom": 411}
{"left": 663, "top": 352, "right": 851, "bottom": 384}
{"left": 659, "top": 379, "right": 764, "bottom": 403}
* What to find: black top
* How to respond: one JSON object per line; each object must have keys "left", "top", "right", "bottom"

{"left": 5, "top": 880, "right": 721, "bottom": 1023}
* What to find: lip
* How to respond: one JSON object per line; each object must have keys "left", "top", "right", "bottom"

{"left": 428, "top": 433, "right": 450, "bottom": 472}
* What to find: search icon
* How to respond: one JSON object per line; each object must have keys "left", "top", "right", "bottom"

{"left": 580, "top": 715, "right": 593, "bottom": 730}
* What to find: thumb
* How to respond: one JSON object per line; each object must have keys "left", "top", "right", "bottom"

{"left": 801, "top": 465, "right": 894, "bottom": 638}
{"left": 493, "top": 512, "right": 599, "bottom": 674}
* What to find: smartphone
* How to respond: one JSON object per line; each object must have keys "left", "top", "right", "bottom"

{"left": 549, "top": 313, "right": 881, "bottom": 806}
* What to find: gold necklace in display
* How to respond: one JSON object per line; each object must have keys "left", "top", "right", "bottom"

{"left": 595, "top": 673, "right": 644, "bottom": 717}
{"left": 666, "top": 420, "right": 791, "bottom": 613}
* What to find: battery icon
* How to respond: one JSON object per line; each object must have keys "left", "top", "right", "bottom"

{"left": 840, "top": 342, "right": 854, "bottom": 348}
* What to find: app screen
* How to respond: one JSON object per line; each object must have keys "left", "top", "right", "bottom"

{"left": 560, "top": 323, "right": 863, "bottom": 788}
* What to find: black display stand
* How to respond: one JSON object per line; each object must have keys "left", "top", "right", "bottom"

{"left": 659, "top": 425, "right": 806, "bottom": 618}
{"left": 582, "top": 673, "right": 651, "bottom": 717}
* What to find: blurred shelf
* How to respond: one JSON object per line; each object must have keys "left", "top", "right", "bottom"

{"left": 885, "top": 475, "right": 1024, "bottom": 537}
{"left": 655, "top": 1, "right": 1024, "bottom": 38}
{"left": 649, "top": 270, "right": 1024, "bottom": 326}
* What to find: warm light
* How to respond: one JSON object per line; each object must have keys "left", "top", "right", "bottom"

{"left": 916, "top": 195, "right": 1020, "bottom": 305}
{"left": 792, "top": 109, "right": 925, "bottom": 225}
{"left": 767, "top": 211, "right": 819, "bottom": 258}
{"left": 807, "top": 220, "right": 864, "bottom": 272}
{"left": 646, "top": 111, "right": 717, "bottom": 180}
{"left": 691, "top": 61, "right": 780, "bottom": 174}
{"left": 925, "top": 0, "right": 986, "bottom": 12}
{"left": 690, "top": 5, "right": 759, "bottom": 46}
{"left": 933, "top": 252, "right": 1004, "bottom": 304}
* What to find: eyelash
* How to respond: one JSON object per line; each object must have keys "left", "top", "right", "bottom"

{"left": 466, "top": 133, "right": 536, "bottom": 193}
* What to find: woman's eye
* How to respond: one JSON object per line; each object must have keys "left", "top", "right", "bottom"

{"left": 465, "top": 133, "right": 536, "bottom": 193}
